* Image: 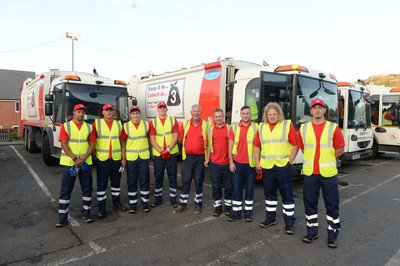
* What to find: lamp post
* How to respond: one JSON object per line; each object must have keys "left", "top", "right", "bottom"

{"left": 65, "top": 32, "right": 80, "bottom": 71}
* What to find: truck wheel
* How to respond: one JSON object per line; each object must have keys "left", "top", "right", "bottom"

{"left": 368, "top": 140, "right": 379, "bottom": 159}
{"left": 42, "top": 134, "right": 59, "bottom": 166}
{"left": 27, "top": 128, "right": 40, "bottom": 153}
{"left": 24, "top": 128, "right": 29, "bottom": 151}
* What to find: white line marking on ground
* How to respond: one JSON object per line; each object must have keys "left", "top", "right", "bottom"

{"left": 341, "top": 173, "right": 400, "bottom": 206}
{"left": 206, "top": 240, "right": 265, "bottom": 266}
{"left": 394, "top": 198, "right": 400, "bottom": 201}
{"left": 88, "top": 241, "right": 106, "bottom": 253}
{"left": 67, "top": 215, "right": 80, "bottom": 227}
{"left": 49, "top": 214, "right": 219, "bottom": 265}
{"left": 385, "top": 247, "right": 400, "bottom": 266}
{"left": 10, "top": 145, "right": 56, "bottom": 202}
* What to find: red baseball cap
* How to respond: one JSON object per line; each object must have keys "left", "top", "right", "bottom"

{"left": 130, "top": 105, "right": 141, "bottom": 113}
{"left": 103, "top": 104, "right": 114, "bottom": 111}
{"left": 157, "top": 102, "right": 167, "bottom": 108}
{"left": 73, "top": 104, "right": 87, "bottom": 111}
{"left": 310, "top": 98, "right": 325, "bottom": 108}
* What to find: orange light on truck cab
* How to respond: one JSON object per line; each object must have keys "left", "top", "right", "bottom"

{"left": 114, "top": 80, "right": 126, "bottom": 85}
{"left": 62, "top": 75, "right": 81, "bottom": 81}
{"left": 337, "top": 82, "right": 355, "bottom": 87}
{"left": 390, "top": 88, "right": 400, "bottom": 93}
{"left": 274, "top": 64, "right": 309, "bottom": 73}
{"left": 40, "top": 74, "right": 45, "bottom": 79}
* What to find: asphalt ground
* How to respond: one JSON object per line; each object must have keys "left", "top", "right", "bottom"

{"left": 1, "top": 143, "right": 400, "bottom": 266}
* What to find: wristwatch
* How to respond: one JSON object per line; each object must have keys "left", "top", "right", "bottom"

{"left": 72, "top": 156, "right": 78, "bottom": 161}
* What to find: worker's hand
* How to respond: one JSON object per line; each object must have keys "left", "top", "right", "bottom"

{"left": 229, "top": 162, "right": 236, "bottom": 173}
{"left": 204, "top": 159, "right": 210, "bottom": 167}
{"left": 160, "top": 149, "right": 171, "bottom": 160}
{"left": 256, "top": 167, "right": 263, "bottom": 180}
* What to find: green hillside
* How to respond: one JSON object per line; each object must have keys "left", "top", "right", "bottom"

{"left": 365, "top": 74, "right": 400, "bottom": 87}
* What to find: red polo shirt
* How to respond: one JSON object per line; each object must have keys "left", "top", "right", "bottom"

{"left": 228, "top": 121, "right": 253, "bottom": 164}
{"left": 297, "top": 121, "right": 345, "bottom": 175}
{"left": 184, "top": 119, "right": 206, "bottom": 156}
{"left": 208, "top": 123, "right": 229, "bottom": 165}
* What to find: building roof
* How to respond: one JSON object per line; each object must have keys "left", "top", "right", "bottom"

{"left": 0, "top": 69, "right": 36, "bottom": 100}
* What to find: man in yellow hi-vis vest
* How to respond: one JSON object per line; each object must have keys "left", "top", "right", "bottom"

{"left": 121, "top": 106, "right": 151, "bottom": 213}
{"left": 227, "top": 105, "right": 258, "bottom": 222}
{"left": 56, "top": 104, "right": 96, "bottom": 227}
{"left": 254, "top": 102, "right": 299, "bottom": 234}
{"left": 92, "top": 104, "right": 127, "bottom": 219}
{"left": 173, "top": 104, "right": 208, "bottom": 215}
{"left": 149, "top": 101, "right": 180, "bottom": 208}
{"left": 298, "top": 98, "right": 345, "bottom": 248}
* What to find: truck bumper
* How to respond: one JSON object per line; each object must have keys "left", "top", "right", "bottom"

{"left": 342, "top": 149, "right": 373, "bottom": 161}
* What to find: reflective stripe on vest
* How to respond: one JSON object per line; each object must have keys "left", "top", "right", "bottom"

{"left": 95, "top": 119, "right": 122, "bottom": 161}
{"left": 232, "top": 122, "right": 257, "bottom": 167}
{"left": 301, "top": 121, "right": 338, "bottom": 177}
{"left": 152, "top": 116, "right": 179, "bottom": 156}
{"left": 259, "top": 120, "right": 292, "bottom": 169}
{"left": 124, "top": 120, "right": 150, "bottom": 160}
{"left": 182, "top": 119, "right": 208, "bottom": 160}
{"left": 60, "top": 121, "right": 93, "bottom": 166}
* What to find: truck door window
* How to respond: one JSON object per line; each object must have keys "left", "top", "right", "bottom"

{"left": 260, "top": 73, "right": 291, "bottom": 123}
{"left": 382, "top": 95, "right": 400, "bottom": 126}
{"left": 245, "top": 78, "right": 261, "bottom": 122}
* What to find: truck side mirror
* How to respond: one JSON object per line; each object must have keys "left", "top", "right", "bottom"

{"left": 45, "top": 94, "right": 54, "bottom": 101}
{"left": 45, "top": 102, "right": 53, "bottom": 116}
{"left": 132, "top": 97, "right": 138, "bottom": 106}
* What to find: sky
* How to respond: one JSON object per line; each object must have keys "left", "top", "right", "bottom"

{"left": 1, "top": 0, "right": 399, "bottom": 83}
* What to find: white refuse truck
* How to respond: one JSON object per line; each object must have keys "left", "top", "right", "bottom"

{"left": 127, "top": 58, "right": 339, "bottom": 175}
{"left": 367, "top": 86, "right": 400, "bottom": 157}
{"left": 337, "top": 81, "right": 374, "bottom": 162}
{"left": 19, "top": 69, "right": 131, "bottom": 165}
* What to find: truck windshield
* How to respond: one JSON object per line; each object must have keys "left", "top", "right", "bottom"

{"left": 65, "top": 83, "right": 129, "bottom": 123}
{"left": 347, "top": 89, "right": 370, "bottom": 129}
{"left": 295, "top": 76, "right": 338, "bottom": 128}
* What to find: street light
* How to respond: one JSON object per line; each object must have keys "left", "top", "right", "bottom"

{"left": 66, "top": 32, "right": 80, "bottom": 71}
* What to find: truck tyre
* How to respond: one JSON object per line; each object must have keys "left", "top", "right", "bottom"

{"left": 42, "top": 134, "right": 59, "bottom": 166}
{"left": 27, "top": 127, "right": 40, "bottom": 153}
{"left": 24, "top": 128, "right": 29, "bottom": 151}
{"left": 367, "top": 140, "right": 379, "bottom": 159}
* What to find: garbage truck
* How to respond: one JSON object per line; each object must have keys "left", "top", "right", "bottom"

{"left": 127, "top": 58, "right": 339, "bottom": 175}
{"left": 20, "top": 69, "right": 130, "bottom": 166}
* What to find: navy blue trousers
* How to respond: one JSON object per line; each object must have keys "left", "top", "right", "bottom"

{"left": 303, "top": 174, "right": 341, "bottom": 238}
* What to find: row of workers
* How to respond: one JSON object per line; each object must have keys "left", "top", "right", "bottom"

{"left": 56, "top": 99, "right": 344, "bottom": 249}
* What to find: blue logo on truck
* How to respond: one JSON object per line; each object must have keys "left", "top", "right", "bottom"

{"left": 204, "top": 69, "right": 221, "bottom": 80}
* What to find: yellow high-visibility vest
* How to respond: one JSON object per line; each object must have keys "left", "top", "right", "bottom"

{"left": 231, "top": 122, "right": 258, "bottom": 167}
{"left": 95, "top": 119, "right": 122, "bottom": 161}
{"left": 152, "top": 116, "right": 179, "bottom": 156}
{"left": 182, "top": 119, "right": 208, "bottom": 160}
{"left": 301, "top": 121, "right": 338, "bottom": 177}
{"left": 124, "top": 120, "right": 150, "bottom": 160}
{"left": 60, "top": 121, "right": 93, "bottom": 166}
{"left": 259, "top": 120, "right": 292, "bottom": 169}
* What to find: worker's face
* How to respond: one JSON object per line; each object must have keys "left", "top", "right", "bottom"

{"left": 73, "top": 109, "right": 86, "bottom": 122}
{"left": 213, "top": 111, "right": 224, "bottom": 126}
{"left": 102, "top": 108, "right": 114, "bottom": 120}
{"left": 157, "top": 106, "right": 167, "bottom": 116}
{"left": 310, "top": 104, "right": 326, "bottom": 119}
{"left": 130, "top": 111, "right": 141, "bottom": 123}
{"left": 191, "top": 106, "right": 202, "bottom": 120}
{"left": 240, "top": 108, "right": 251, "bottom": 123}
{"left": 266, "top": 108, "right": 279, "bottom": 124}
